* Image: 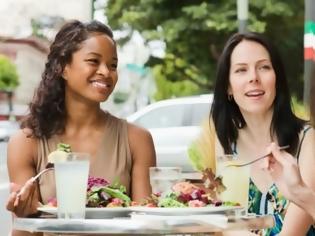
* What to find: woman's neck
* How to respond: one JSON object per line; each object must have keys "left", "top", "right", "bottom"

{"left": 239, "top": 109, "right": 274, "bottom": 148}
{"left": 64, "top": 94, "right": 105, "bottom": 130}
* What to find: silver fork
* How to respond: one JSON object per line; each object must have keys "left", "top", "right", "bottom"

{"left": 17, "top": 163, "right": 54, "bottom": 197}
{"left": 225, "top": 145, "right": 290, "bottom": 168}
{"left": 31, "top": 167, "right": 54, "bottom": 181}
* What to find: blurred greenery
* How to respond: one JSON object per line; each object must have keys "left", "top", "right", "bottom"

{"left": 292, "top": 96, "right": 309, "bottom": 120}
{"left": 188, "top": 119, "right": 216, "bottom": 173}
{"left": 153, "top": 64, "right": 201, "bottom": 100}
{"left": 113, "top": 91, "right": 129, "bottom": 104}
{"left": 0, "top": 54, "right": 19, "bottom": 91}
{"left": 105, "top": 0, "right": 304, "bottom": 100}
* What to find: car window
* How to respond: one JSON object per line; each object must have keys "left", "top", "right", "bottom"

{"left": 134, "top": 104, "right": 189, "bottom": 128}
{"left": 191, "top": 103, "right": 211, "bottom": 126}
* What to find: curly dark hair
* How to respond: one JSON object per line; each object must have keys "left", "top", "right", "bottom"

{"left": 21, "top": 20, "right": 114, "bottom": 138}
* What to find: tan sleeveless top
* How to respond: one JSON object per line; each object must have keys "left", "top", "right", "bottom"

{"left": 35, "top": 113, "right": 132, "bottom": 205}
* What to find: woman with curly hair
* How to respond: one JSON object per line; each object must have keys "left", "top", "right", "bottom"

{"left": 6, "top": 20, "right": 156, "bottom": 235}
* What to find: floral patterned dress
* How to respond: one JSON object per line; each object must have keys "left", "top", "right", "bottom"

{"left": 233, "top": 125, "right": 314, "bottom": 236}
{"left": 248, "top": 179, "right": 288, "bottom": 236}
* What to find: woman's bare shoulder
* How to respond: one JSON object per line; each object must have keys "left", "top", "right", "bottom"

{"left": 298, "top": 126, "right": 315, "bottom": 187}
{"left": 127, "top": 122, "right": 151, "bottom": 138}
{"left": 9, "top": 127, "right": 35, "bottom": 141}
{"left": 126, "top": 122, "right": 155, "bottom": 155}
{"left": 299, "top": 126, "right": 315, "bottom": 151}
{"left": 8, "top": 128, "right": 37, "bottom": 152}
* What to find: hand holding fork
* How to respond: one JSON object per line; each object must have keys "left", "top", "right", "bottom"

{"left": 6, "top": 163, "right": 54, "bottom": 217}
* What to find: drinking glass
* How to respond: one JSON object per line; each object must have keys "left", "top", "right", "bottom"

{"left": 149, "top": 167, "right": 182, "bottom": 196}
{"left": 54, "top": 152, "right": 90, "bottom": 219}
{"left": 216, "top": 155, "right": 250, "bottom": 209}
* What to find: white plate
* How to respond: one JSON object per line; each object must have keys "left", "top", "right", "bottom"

{"left": 130, "top": 206, "right": 243, "bottom": 215}
{"left": 37, "top": 207, "right": 131, "bottom": 219}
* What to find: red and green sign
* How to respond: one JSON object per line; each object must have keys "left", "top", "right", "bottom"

{"left": 305, "top": 21, "right": 315, "bottom": 61}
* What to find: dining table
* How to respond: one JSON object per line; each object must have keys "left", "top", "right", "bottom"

{"left": 13, "top": 210, "right": 275, "bottom": 235}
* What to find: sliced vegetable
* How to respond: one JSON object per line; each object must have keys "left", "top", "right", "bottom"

{"left": 47, "top": 143, "right": 71, "bottom": 163}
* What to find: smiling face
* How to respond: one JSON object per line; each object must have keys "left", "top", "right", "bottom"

{"left": 63, "top": 33, "right": 118, "bottom": 104}
{"left": 228, "top": 39, "right": 276, "bottom": 116}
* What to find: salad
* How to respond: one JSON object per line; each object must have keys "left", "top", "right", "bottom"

{"left": 135, "top": 168, "right": 239, "bottom": 208}
{"left": 136, "top": 181, "right": 239, "bottom": 208}
{"left": 47, "top": 176, "right": 131, "bottom": 207}
{"left": 86, "top": 177, "right": 131, "bottom": 207}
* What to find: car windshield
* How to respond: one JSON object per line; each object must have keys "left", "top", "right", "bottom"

{"left": 133, "top": 102, "right": 210, "bottom": 129}
{"left": 134, "top": 104, "right": 189, "bottom": 129}
{"left": 191, "top": 103, "right": 210, "bottom": 125}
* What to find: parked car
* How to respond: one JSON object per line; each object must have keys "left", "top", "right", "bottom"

{"left": 0, "top": 120, "right": 20, "bottom": 142}
{"left": 127, "top": 94, "right": 213, "bottom": 172}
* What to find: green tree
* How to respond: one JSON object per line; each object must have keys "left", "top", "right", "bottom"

{"left": 0, "top": 55, "right": 19, "bottom": 91}
{"left": 105, "top": 0, "right": 304, "bottom": 100}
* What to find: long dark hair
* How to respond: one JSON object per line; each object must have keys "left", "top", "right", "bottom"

{"left": 21, "top": 20, "right": 115, "bottom": 138}
{"left": 210, "top": 32, "right": 305, "bottom": 155}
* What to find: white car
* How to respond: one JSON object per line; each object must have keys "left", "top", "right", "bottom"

{"left": 0, "top": 120, "right": 20, "bottom": 142}
{"left": 127, "top": 94, "right": 213, "bottom": 172}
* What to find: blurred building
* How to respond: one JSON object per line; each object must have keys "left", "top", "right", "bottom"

{"left": 0, "top": 0, "right": 92, "bottom": 38}
{"left": 0, "top": 0, "right": 92, "bottom": 119}
{"left": 0, "top": 36, "right": 49, "bottom": 119}
{"left": 0, "top": 0, "right": 156, "bottom": 119}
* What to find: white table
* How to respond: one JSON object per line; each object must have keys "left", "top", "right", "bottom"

{"left": 14, "top": 214, "right": 274, "bottom": 235}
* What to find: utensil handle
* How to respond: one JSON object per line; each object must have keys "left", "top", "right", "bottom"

{"left": 32, "top": 168, "right": 54, "bottom": 181}
{"left": 225, "top": 145, "right": 290, "bottom": 168}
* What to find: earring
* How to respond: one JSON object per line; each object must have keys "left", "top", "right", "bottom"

{"left": 228, "top": 94, "right": 233, "bottom": 101}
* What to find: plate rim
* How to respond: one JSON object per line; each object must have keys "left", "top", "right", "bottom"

{"left": 129, "top": 205, "right": 243, "bottom": 213}
{"left": 37, "top": 206, "right": 131, "bottom": 213}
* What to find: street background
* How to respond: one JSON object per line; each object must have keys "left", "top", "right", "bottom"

{"left": 0, "top": 0, "right": 314, "bottom": 235}
{"left": 0, "top": 142, "right": 11, "bottom": 235}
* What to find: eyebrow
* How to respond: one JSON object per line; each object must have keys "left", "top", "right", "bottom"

{"left": 86, "top": 52, "right": 118, "bottom": 61}
{"left": 232, "top": 59, "right": 270, "bottom": 66}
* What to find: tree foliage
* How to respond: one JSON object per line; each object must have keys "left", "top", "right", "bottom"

{"left": 105, "top": 0, "right": 304, "bottom": 99}
{"left": 0, "top": 54, "right": 19, "bottom": 91}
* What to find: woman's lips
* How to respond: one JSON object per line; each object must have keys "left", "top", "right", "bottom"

{"left": 245, "top": 90, "right": 265, "bottom": 97}
{"left": 91, "top": 80, "right": 111, "bottom": 93}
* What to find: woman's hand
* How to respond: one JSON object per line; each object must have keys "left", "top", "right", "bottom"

{"left": 6, "top": 179, "right": 41, "bottom": 217}
{"left": 263, "top": 142, "right": 304, "bottom": 200}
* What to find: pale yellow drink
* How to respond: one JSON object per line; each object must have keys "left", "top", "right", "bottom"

{"left": 216, "top": 155, "right": 250, "bottom": 208}
{"left": 55, "top": 153, "right": 90, "bottom": 219}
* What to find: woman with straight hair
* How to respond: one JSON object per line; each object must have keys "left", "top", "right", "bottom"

{"left": 211, "top": 32, "right": 315, "bottom": 235}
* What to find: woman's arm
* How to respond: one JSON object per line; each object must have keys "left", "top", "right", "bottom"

{"left": 280, "top": 128, "right": 315, "bottom": 235}
{"left": 127, "top": 123, "right": 156, "bottom": 201}
{"left": 290, "top": 183, "right": 315, "bottom": 220}
{"left": 6, "top": 129, "right": 42, "bottom": 236}
{"left": 266, "top": 143, "right": 315, "bottom": 221}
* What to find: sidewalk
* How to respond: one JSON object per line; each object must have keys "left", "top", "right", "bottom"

{"left": 0, "top": 165, "right": 11, "bottom": 235}
{"left": 0, "top": 142, "right": 11, "bottom": 235}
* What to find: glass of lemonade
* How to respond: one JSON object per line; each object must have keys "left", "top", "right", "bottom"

{"left": 216, "top": 155, "right": 250, "bottom": 209}
{"left": 54, "top": 152, "right": 90, "bottom": 219}
{"left": 149, "top": 167, "right": 182, "bottom": 196}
